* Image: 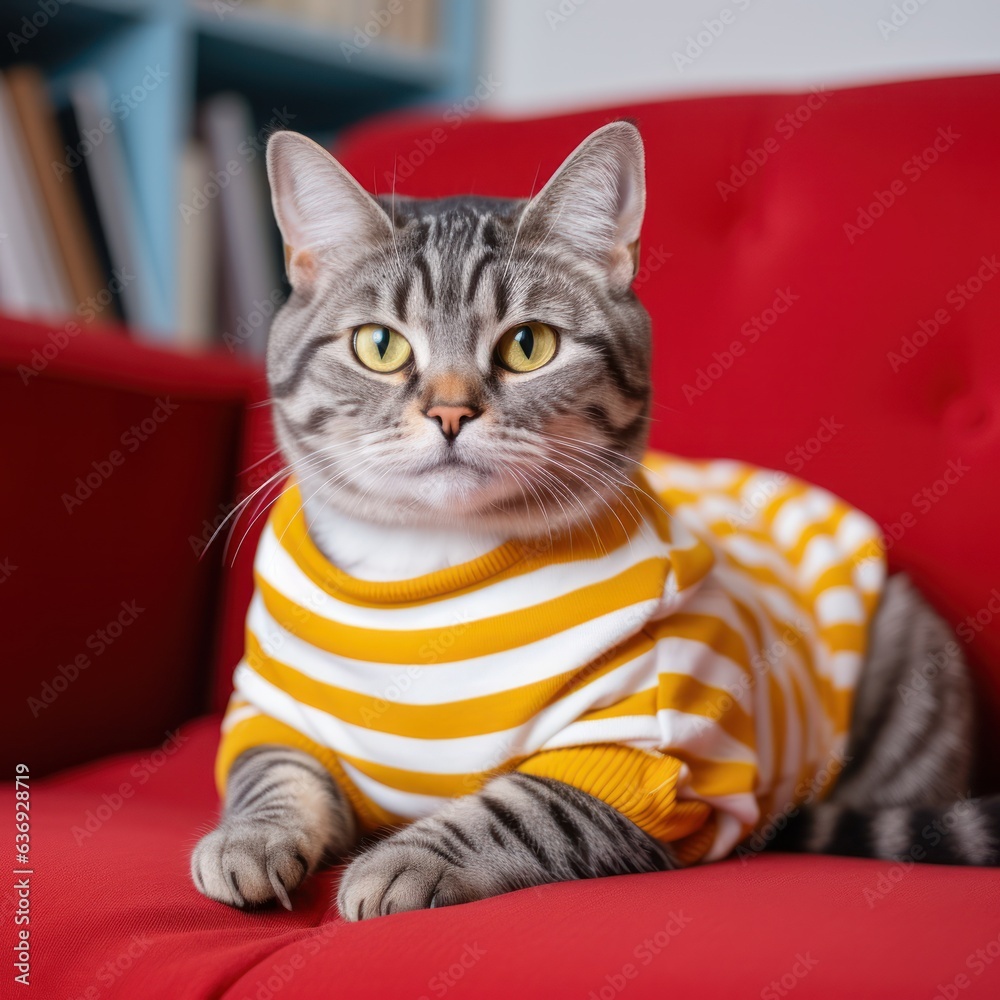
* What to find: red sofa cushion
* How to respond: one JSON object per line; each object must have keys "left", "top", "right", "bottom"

{"left": 27, "top": 716, "right": 1000, "bottom": 999}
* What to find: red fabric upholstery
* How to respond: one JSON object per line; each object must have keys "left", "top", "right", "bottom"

{"left": 0, "top": 317, "right": 263, "bottom": 777}
{"left": 25, "top": 717, "right": 1000, "bottom": 999}
{"left": 6, "top": 73, "right": 1000, "bottom": 998}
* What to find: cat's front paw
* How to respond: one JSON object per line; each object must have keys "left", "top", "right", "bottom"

{"left": 337, "top": 837, "right": 477, "bottom": 921}
{"left": 191, "top": 819, "right": 316, "bottom": 910}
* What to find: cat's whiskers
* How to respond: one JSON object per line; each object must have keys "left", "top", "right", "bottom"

{"left": 522, "top": 461, "right": 591, "bottom": 551}
{"left": 535, "top": 451, "right": 636, "bottom": 547}
{"left": 543, "top": 446, "right": 647, "bottom": 522}
{"left": 274, "top": 455, "right": 380, "bottom": 555}
{"left": 543, "top": 434, "right": 678, "bottom": 524}
{"left": 552, "top": 450, "right": 647, "bottom": 526}
{"left": 201, "top": 451, "right": 325, "bottom": 561}
{"left": 506, "top": 463, "right": 555, "bottom": 550}
{"left": 239, "top": 446, "right": 283, "bottom": 475}
{"left": 255, "top": 433, "right": 385, "bottom": 556}
{"left": 524, "top": 458, "right": 606, "bottom": 556}
{"left": 226, "top": 449, "right": 340, "bottom": 563}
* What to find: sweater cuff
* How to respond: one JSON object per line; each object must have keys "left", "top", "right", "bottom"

{"left": 215, "top": 708, "right": 393, "bottom": 833}
{"left": 517, "top": 744, "right": 714, "bottom": 864}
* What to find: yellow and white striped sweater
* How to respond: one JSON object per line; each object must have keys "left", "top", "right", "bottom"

{"left": 217, "top": 452, "right": 885, "bottom": 864}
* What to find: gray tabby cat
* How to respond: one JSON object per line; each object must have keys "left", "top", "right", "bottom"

{"left": 191, "top": 122, "right": 998, "bottom": 921}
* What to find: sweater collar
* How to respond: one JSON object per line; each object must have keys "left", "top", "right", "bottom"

{"left": 268, "top": 472, "right": 711, "bottom": 606}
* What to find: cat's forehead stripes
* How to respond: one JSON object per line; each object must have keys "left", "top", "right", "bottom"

{"left": 375, "top": 198, "right": 525, "bottom": 325}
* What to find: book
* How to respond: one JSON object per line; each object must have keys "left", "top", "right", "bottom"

{"left": 53, "top": 100, "right": 125, "bottom": 324}
{"left": 0, "top": 72, "right": 74, "bottom": 320}
{"left": 176, "top": 139, "right": 218, "bottom": 349}
{"left": 5, "top": 65, "right": 113, "bottom": 326}
{"left": 67, "top": 71, "right": 166, "bottom": 337}
{"left": 201, "top": 91, "right": 282, "bottom": 356}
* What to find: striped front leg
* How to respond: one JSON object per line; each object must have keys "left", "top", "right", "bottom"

{"left": 192, "top": 746, "right": 358, "bottom": 909}
{"left": 336, "top": 772, "right": 674, "bottom": 921}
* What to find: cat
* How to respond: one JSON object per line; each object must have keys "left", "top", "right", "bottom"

{"left": 191, "top": 121, "right": 998, "bottom": 921}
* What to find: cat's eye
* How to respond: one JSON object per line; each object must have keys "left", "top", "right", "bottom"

{"left": 495, "top": 322, "right": 558, "bottom": 373}
{"left": 353, "top": 324, "right": 412, "bottom": 373}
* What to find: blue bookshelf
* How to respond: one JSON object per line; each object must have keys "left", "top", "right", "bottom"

{"left": 0, "top": 0, "right": 479, "bottom": 339}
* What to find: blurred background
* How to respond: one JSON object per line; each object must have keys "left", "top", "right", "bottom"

{"left": 0, "top": 0, "right": 997, "bottom": 354}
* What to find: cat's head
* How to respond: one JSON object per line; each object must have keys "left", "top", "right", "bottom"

{"left": 264, "top": 121, "right": 651, "bottom": 536}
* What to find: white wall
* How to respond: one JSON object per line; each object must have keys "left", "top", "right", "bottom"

{"left": 481, "top": 0, "right": 1000, "bottom": 115}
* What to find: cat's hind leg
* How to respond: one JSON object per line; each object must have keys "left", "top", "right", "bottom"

{"left": 772, "top": 574, "right": 1000, "bottom": 865}
{"left": 826, "top": 572, "right": 973, "bottom": 810}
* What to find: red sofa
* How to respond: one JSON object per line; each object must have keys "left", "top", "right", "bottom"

{"left": 5, "top": 73, "right": 1000, "bottom": 999}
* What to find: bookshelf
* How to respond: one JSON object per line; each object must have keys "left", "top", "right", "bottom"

{"left": 0, "top": 0, "right": 479, "bottom": 341}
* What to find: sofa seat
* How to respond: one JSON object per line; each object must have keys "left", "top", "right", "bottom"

{"left": 24, "top": 716, "right": 1000, "bottom": 998}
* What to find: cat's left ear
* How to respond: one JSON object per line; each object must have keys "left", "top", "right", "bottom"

{"left": 522, "top": 121, "right": 645, "bottom": 290}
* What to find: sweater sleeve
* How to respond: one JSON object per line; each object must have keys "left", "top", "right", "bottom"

{"left": 516, "top": 743, "right": 717, "bottom": 865}
{"left": 214, "top": 697, "right": 392, "bottom": 832}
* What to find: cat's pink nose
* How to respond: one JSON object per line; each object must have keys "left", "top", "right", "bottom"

{"left": 425, "top": 404, "right": 478, "bottom": 440}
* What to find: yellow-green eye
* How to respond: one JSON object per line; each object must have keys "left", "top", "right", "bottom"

{"left": 353, "top": 324, "right": 412, "bottom": 373}
{"left": 495, "top": 322, "right": 558, "bottom": 373}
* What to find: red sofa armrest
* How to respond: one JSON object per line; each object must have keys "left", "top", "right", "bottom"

{"left": 0, "top": 316, "right": 263, "bottom": 776}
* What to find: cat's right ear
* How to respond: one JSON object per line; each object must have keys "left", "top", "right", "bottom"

{"left": 266, "top": 130, "right": 393, "bottom": 289}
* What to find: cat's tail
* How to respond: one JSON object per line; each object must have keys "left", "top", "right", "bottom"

{"left": 765, "top": 794, "right": 1000, "bottom": 866}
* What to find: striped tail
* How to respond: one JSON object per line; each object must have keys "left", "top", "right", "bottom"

{"left": 768, "top": 795, "right": 1000, "bottom": 866}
